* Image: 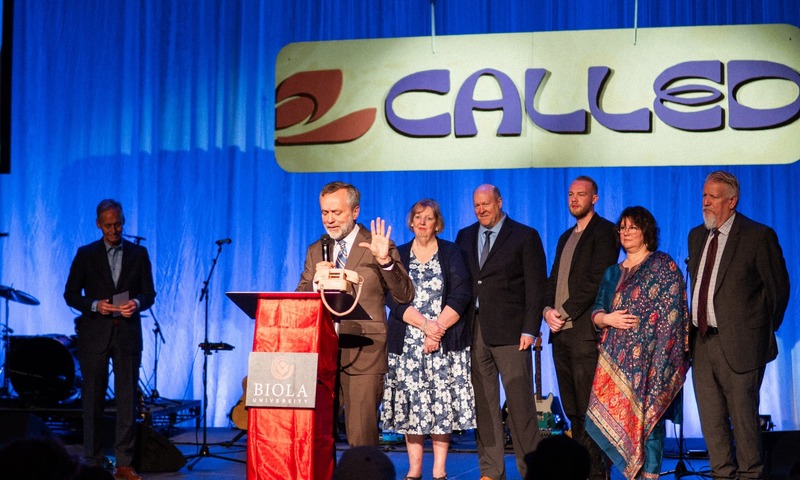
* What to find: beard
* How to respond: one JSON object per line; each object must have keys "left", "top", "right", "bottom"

{"left": 702, "top": 211, "right": 716, "bottom": 230}
{"left": 326, "top": 221, "right": 355, "bottom": 241}
{"left": 570, "top": 204, "right": 591, "bottom": 220}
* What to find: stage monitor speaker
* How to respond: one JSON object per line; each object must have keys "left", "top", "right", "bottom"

{"left": 0, "top": 412, "right": 52, "bottom": 445}
{"left": 763, "top": 430, "right": 800, "bottom": 480}
{"left": 101, "top": 417, "right": 186, "bottom": 472}
{"left": 134, "top": 423, "right": 187, "bottom": 473}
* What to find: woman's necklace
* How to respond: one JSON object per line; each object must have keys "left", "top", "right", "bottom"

{"left": 623, "top": 248, "right": 650, "bottom": 269}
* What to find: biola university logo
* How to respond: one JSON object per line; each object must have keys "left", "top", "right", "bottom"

{"left": 275, "top": 24, "right": 800, "bottom": 172}
{"left": 247, "top": 352, "right": 318, "bottom": 408}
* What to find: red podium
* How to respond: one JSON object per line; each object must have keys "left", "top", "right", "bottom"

{"left": 227, "top": 292, "right": 339, "bottom": 480}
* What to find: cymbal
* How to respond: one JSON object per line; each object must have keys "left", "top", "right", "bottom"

{"left": 0, "top": 285, "right": 40, "bottom": 306}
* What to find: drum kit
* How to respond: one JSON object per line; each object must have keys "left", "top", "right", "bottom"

{"left": 0, "top": 284, "right": 81, "bottom": 405}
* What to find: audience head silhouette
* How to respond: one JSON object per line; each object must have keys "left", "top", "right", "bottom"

{"left": 525, "top": 434, "right": 591, "bottom": 480}
{"left": 333, "top": 445, "right": 396, "bottom": 480}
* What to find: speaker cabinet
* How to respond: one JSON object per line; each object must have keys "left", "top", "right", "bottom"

{"left": 101, "top": 417, "right": 186, "bottom": 472}
{"left": 134, "top": 423, "right": 186, "bottom": 473}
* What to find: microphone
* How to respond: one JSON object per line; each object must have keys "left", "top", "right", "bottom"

{"left": 321, "top": 234, "right": 332, "bottom": 262}
{"left": 122, "top": 233, "right": 146, "bottom": 242}
{"left": 215, "top": 238, "right": 232, "bottom": 246}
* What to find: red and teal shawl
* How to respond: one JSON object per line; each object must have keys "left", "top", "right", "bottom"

{"left": 586, "top": 251, "right": 690, "bottom": 479}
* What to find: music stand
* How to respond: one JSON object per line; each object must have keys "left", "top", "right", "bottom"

{"left": 184, "top": 242, "right": 244, "bottom": 470}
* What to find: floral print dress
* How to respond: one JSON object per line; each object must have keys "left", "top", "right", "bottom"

{"left": 380, "top": 250, "right": 476, "bottom": 435}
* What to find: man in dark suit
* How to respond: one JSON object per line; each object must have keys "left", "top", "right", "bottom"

{"left": 64, "top": 199, "right": 155, "bottom": 480}
{"left": 543, "top": 176, "right": 618, "bottom": 480}
{"left": 688, "top": 171, "right": 789, "bottom": 480}
{"left": 455, "top": 184, "right": 547, "bottom": 480}
{"left": 297, "top": 181, "right": 414, "bottom": 446}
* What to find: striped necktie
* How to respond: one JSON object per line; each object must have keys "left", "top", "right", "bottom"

{"left": 337, "top": 240, "right": 348, "bottom": 269}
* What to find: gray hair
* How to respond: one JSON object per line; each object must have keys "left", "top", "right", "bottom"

{"left": 320, "top": 181, "right": 360, "bottom": 209}
{"left": 705, "top": 171, "right": 740, "bottom": 200}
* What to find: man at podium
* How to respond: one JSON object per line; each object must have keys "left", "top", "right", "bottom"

{"left": 297, "top": 181, "right": 414, "bottom": 447}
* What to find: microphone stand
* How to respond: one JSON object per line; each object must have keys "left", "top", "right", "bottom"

{"left": 185, "top": 241, "right": 244, "bottom": 470}
{"left": 148, "top": 308, "right": 166, "bottom": 400}
{"left": 660, "top": 263, "right": 711, "bottom": 478}
{"left": 659, "top": 416, "right": 711, "bottom": 478}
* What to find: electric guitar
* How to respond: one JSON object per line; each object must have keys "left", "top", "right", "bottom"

{"left": 533, "top": 335, "right": 556, "bottom": 432}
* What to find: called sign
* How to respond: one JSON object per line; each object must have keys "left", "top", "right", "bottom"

{"left": 275, "top": 24, "right": 800, "bottom": 171}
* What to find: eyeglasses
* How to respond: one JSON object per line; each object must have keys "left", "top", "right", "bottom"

{"left": 617, "top": 225, "right": 641, "bottom": 234}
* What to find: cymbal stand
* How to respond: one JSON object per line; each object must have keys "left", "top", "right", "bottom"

{"left": 185, "top": 241, "right": 244, "bottom": 470}
{"left": 0, "top": 297, "right": 10, "bottom": 397}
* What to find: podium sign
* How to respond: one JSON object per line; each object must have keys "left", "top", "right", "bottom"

{"left": 246, "top": 352, "right": 318, "bottom": 408}
{"left": 227, "top": 292, "right": 338, "bottom": 480}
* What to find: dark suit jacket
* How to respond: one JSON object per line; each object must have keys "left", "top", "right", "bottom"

{"left": 688, "top": 212, "right": 790, "bottom": 373}
{"left": 64, "top": 239, "right": 156, "bottom": 355}
{"left": 544, "top": 214, "right": 619, "bottom": 342}
{"left": 296, "top": 224, "right": 414, "bottom": 375}
{"left": 455, "top": 216, "right": 547, "bottom": 346}
{"left": 386, "top": 238, "right": 472, "bottom": 354}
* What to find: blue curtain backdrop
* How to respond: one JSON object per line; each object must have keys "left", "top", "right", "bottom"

{"left": 1, "top": 1, "right": 798, "bottom": 437}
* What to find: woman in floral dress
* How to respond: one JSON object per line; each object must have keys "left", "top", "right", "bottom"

{"left": 381, "top": 198, "right": 475, "bottom": 480}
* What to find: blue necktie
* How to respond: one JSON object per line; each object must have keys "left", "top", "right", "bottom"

{"left": 337, "top": 240, "right": 348, "bottom": 269}
{"left": 479, "top": 231, "right": 492, "bottom": 269}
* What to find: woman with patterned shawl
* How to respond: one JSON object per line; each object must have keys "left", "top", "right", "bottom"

{"left": 586, "top": 206, "right": 690, "bottom": 480}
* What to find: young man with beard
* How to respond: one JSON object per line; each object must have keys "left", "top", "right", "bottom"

{"left": 542, "top": 176, "right": 618, "bottom": 480}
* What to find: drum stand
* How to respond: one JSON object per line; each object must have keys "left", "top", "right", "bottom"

{"left": 185, "top": 241, "right": 244, "bottom": 470}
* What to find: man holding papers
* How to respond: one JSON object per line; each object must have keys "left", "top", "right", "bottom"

{"left": 64, "top": 199, "right": 156, "bottom": 480}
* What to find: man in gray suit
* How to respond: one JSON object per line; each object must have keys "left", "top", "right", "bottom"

{"left": 687, "top": 171, "right": 790, "bottom": 480}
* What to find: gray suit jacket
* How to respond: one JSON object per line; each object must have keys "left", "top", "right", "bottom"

{"left": 687, "top": 212, "right": 790, "bottom": 373}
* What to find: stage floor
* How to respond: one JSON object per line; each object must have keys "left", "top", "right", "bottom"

{"left": 58, "top": 428, "right": 712, "bottom": 480}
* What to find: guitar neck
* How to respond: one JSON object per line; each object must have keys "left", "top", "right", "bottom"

{"left": 534, "top": 335, "right": 543, "bottom": 401}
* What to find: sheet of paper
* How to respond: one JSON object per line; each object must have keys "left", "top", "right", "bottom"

{"left": 112, "top": 291, "right": 129, "bottom": 317}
